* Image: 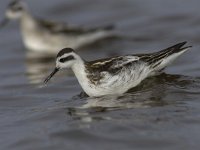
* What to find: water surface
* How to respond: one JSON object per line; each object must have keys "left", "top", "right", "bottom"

{"left": 0, "top": 0, "right": 200, "bottom": 149}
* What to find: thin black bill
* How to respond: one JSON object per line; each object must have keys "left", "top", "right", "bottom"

{"left": 44, "top": 68, "right": 59, "bottom": 84}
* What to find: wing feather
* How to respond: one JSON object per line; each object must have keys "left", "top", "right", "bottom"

{"left": 37, "top": 19, "right": 114, "bottom": 35}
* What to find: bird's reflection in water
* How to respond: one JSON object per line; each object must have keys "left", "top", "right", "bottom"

{"left": 25, "top": 51, "right": 55, "bottom": 84}
{"left": 25, "top": 51, "right": 74, "bottom": 84}
{"left": 67, "top": 73, "right": 198, "bottom": 123}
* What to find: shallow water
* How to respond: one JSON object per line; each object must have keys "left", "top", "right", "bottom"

{"left": 0, "top": 0, "right": 200, "bottom": 149}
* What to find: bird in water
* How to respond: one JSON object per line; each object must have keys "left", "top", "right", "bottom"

{"left": 44, "top": 42, "right": 191, "bottom": 97}
{"left": 0, "top": 0, "right": 114, "bottom": 54}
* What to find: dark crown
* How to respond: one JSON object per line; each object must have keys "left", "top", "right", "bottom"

{"left": 9, "top": 0, "right": 20, "bottom": 7}
{"left": 57, "top": 48, "right": 75, "bottom": 58}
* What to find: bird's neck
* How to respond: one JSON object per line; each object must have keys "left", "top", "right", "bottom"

{"left": 72, "top": 58, "right": 87, "bottom": 79}
{"left": 71, "top": 59, "right": 90, "bottom": 91}
{"left": 20, "top": 9, "right": 37, "bottom": 29}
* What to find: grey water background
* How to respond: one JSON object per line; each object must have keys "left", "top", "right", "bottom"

{"left": 0, "top": 0, "right": 200, "bottom": 149}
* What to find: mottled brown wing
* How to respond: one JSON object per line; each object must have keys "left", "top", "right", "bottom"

{"left": 38, "top": 18, "right": 114, "bottom": 35}
{"left": 86, "top": 56, "right": 140, "bottom": 75}
{"left": 135, "top": 42, "right": 191, "bottom": 68}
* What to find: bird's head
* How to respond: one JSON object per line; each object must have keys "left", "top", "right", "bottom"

{"left": 6, "top": 0, "right": 27, "bottom": 19}
{"left": 0, "top": 0, "right": 27, "bottom": 28}
{"left": 44, "top": 48, "right": 81, "bottom": 84}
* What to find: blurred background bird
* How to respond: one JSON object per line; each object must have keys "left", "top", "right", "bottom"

{"left": 0, "top": 0, "right": 115, "bottom": 54}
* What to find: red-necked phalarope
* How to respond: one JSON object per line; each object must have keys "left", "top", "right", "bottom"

{"left": 0, "top": 0, "right": 114, "bottom": 54}
{"left": 44, "top": 42, "right": 191, "bottom": 97}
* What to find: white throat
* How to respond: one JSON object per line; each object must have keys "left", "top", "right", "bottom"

{"left": 20, "top": 10, "right": 36, "bottom": 27}
{"left": 71, "top": 58, "right": 91, "bottom": 95}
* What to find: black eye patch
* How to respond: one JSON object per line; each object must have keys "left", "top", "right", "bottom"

{"left": 8, "top": 1, "right": 23, "bottom": 11}
{"left": 59, "top": 56, "right": 75, "bottom": 63}
{"left": 9, "top": 1, "right": 18, "bottom": 7}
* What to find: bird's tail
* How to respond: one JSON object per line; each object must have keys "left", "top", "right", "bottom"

{"left": 147, "top": 42, "right": 192, "bottom": 71}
